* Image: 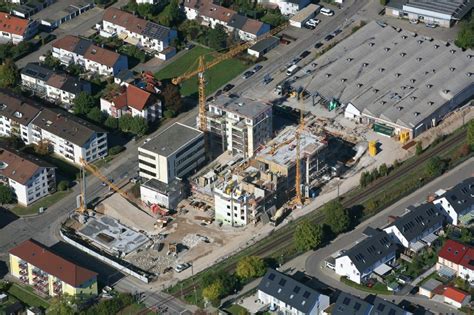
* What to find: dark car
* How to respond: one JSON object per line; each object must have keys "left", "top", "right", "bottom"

{"left": 242, "top": 71, "right": 254, "bottom": 79}
{"left": 332, "top": 29, "right": 342, "bottom": 36}
{"left": 223, "top": 84, "right": 234, "bottom": 92}
{"left": 206, "top": 96, "right": 215, "bottom": 102}
{"left": 215, "top": 89, "right": 222, "bottom": 97}
{"left": 314, "top": 42, "right": 323, "bottom": 49}
{"left": 324, "top": 34, "right": 334, "bottom": 41}
{"left": 410, "top": 286, "right": 419, "bottom": 295}
{"left": 253, "top": 64, "right": 263, "bottom": 72}
{"left": 304, "top": 24, "right": 315, "bottom": 30}
{"left": 300, "top": 50, "right": 311, "bottom": 58}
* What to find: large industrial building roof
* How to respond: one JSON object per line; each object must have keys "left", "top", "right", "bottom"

{"left": 210, "top": 95, "right": 272, "bottom": 119}
{"left": 307, "top": 21, "right": 473, "bottom": 129}
{"left": 389, "top": 0, "right": 473, "bottom": 19}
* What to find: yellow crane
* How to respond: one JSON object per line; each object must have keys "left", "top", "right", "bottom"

{"left": 77, "top": 158, "right": 133, "bottom": 213}
{"left": 171, "top": 23, "right": 288, "bottom": 135}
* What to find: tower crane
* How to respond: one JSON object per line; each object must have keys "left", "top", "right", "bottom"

{"left": 295, "top": 73, "right": 316, "bottom": 207}
{"left": 171, "top": 23, "right": 288, "bottom": 136}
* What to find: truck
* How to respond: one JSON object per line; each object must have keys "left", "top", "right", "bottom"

{"left": 286, "top": 64, "right": 299, "bottom": 76}
{"left": 270, "top": 208, "right": 289, "bottom": 226}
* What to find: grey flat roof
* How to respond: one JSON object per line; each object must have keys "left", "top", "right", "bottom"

{"left": 33, "top": 0, "right": 92, "bottom": 22}
{"left": 420, "top": 278, "right": 442, "bottom": 291}
{"left": 211, "top": 95, "right": 272, "bottom": 119}
{"left": 140, "top": 122, "right": 203, "bottom": 157}
{"left": 404, "top": 0, "right": 473, "bottom": 19}
{"left": 142, "top": 178, "right": 181, "bottom": 194}
{"left": 307, "top": 21, "right": 474, "bottom": 129}
{"left": 290, "top": 4, "right": 320, "bottom": 23}
{"left": 249, "top": 36, "right": 279, "bottom": 53}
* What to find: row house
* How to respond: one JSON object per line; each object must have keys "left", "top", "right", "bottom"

{"left": 100, "top": 83, "right": 162, "bottom": 122}
{"left": 437, "top": 239, "right": 474, "bottom": 282}
{"left": 21, "top": 63, "right": 91, "bottom": 106}
{"left": 257, "top": 0, "right": 311, "bottom": 15}
{"left": 0, "top": 91, "right": 108, "bottom": 165}
{"left": 0, "top": 13, "right": 38, "bottom": 44}
{"left": 433, "top": 177, "right": 474, "bottom": 226}
{"left": 383, "top": 203, "right": 444, "bottom": 252}
{"left": 183, "top": 0, "right": 270, "bottom": 40}
{"left": 9, "top": 239, "right": 97, "bottom": 297}
{"left": 335, "top": 227, "right": 398, "bottom": 284}
{"left": 52, "top": 35, "right": 128, "bottom": 77}
{"left": 100, "top": 8, "right": 177, "bottom": 56}
{"left": 0, "top": 146, "right": 56, "bottom": 206}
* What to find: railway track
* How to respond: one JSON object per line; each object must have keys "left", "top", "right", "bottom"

{"left": 145, "top": 130, "right": 467, "bottom": 311}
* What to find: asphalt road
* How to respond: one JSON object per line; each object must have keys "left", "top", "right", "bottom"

{"left": 304, "top": 158, "right": 474, "bottom": 315}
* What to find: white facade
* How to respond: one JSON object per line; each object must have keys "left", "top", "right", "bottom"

{"left": 257, "top": 289, "right": 329, "bottom": 315}
{"left": 0, "top": 15, "right": 38, "bottom": 45}
{"left": 433, "top": 196, "right": 474, "bottom": 226}
{"left": 257, "top": 0, "right": 311, "bottom": 15}
{"left": 136, "top": 0, "right": 158, "bottom": 3}
{"left": 140, "top": 179, "right": 183, "bottom": 210}
{"left": 335, "top": 251, "right": 396, "bottom": 284}
{"left": 5, "top": 168, "right": 55, "bottom": 206}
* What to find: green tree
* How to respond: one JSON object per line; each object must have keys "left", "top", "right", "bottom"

{"left": 379, "top": 163, "right": 388, "bottom": 177}
{"left": 67, "top": 63, "right": 83, "bottom": 76}
{"left": 49, "top": 295, "right": 76, "bottom": 315}
{"left": 159, "top": 0, "right": 183, "bottom": 27}
{"left": 467, "top": 120, "right": 474, "bottom": 151}
{"left": 161, "top": 83, "right": 183, "bottom": 114}
{"left": 424, "top": 156, "right": 446, "bottom": 177}
{"left": 455, "top": 13, "right": 474, "bottom": 49}
{"left": 43, "top": 52, "right": 61, "bottom": 69}
{"left": 359, "top": 171, "right": 369, "bottom": 187}
{"left": 104, "top": 115, "right": 118, "bottom": 129}
{"left": 179, "top": 20, "right": 206, "bottom": 41}
{"left": 293, "top": 220, "right": 323, "bottom": 252}
{"left": 324, "top": 201, "right": 350, "bottom": 234}
{"left": 164, "top": 109, "right": 176, "bottom": 118}
{"left": 130, "top": 116, "right": 149, "bottom": 136}
{"left": 57, "top": 180, "right": 69, "bottom": 191}
{"left": 108, "top": 145, "right": 125, "bottom": 156}
{"left": 0, "top": 185, "right": 14, "bottom": 204}
{"left": 207, "top": 24, "right": 228, "bottom": 50}
{"left": 86, "top": 107, "right": 105, "bottom": 123}
{"left": 415, "top": 142, "right": 423, "bottom": 156}
{"left": 202, "top": 280, "right": 224, "bottom": 306}
{"left": 235, "top": 256, "right": 266, "bottom": 279}
{"left": 73, "top": 92, "right": 96, "bottom": 115}
{"left": 380, "top": 0, "right": 388, "bottom": 5}
{"left": 261, "top": 11, "right": 286, "bottom": 27}
{"left": 371, "top": 168, "right": 379, "bottom": 180}
{"left": 0, "top": 59, "right": 19, "bottom": 88}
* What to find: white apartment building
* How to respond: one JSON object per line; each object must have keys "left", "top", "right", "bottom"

{"left": 101, "top": 8, "right": 177, "bottom": 54}
{"left": 100, "top": 83, "right": 161, "bottom": 122}
{"left": 0, "top": 147, "right": 56, "bottom": 206}
{"left": 138, "top": 122, "right": 205, "bottom": 184}
{"left": 140, "top": 178, "right": 184, "bottom": 210}
{"left": 206, "top": 96, "right": 272, "bottom": 158}
{"left": 0, "top": 13, "right": 38, "bottom": 44}
{"left": 258, "top": 269, "right": 330, "bottom": 315}
{"left": 52, "top": 35, "right": 128, "bottom": 77}
{"left": 30, "top": 109, "right": 108, "bottom": 165}
{"left": 21, "top": 63, "right": 91, "bottom": 106}
{"left": 257, "top": 0, "right": 311, "bottom": 15}
{"left": 433, "top": 178, "right": 474, "bottom": 226}
{"left": 136, "top": 0, "right": 158, "bottom": 3}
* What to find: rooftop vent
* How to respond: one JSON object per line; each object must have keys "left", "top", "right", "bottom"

{"left": 449, "top": 67, "right": 455, "bottom": 72}
{"left": 397, "top": 106, "right": 403, "bottom": 111}
{"left": 380, "top": 100, "right": 386, "bottom": 105}
{"left": 414, "top": 112, "right": 420, "bottom": 117}
{"left": 395, "top": 73, "right": 401, "bottom": 77}
{"left": 467, "top": 72, "right": 473, "bottom": 77}
{"left": 468, "top": 55, "right": 473, "bottom": 59}
{"left": 410, "top": 79, "right": 416, "bottom": 83}
{"left": 340, "top": 78, "right": 347, "bottom": 82}
{"left": 400, "top": 52, "right": 406, "bottom": 57}
{"left": 401, "top": 86, "right": 407, "bottom": 90}
{"left": 410, "top": 96, "right": 416, "bottom": 101}
{"left": 357, "top": 83, "right": 363, "bottom": 88}
{"left": 384, "top": 47, "right": 390, "bottom": 52}
{"left": 401, "top": 35, "right": 407, "bottom": 39}
{"left": 373, "top": 88, "right": 379, "bottom": 93}
{"left": 362, "top": 62, "right": 369, "bottom": 67}
{"left": 450, "top": 49, "right": 456, "bottom": 54}
{"left": 417, "top": 40, "right": 423, "bottom": 44}
{"left": 13, "top": 111, "right": 22, "bottom": 118}
{"left": 325, "top": 73, "right": 331, "bottom": 78}
{"left": 346, "top": 58, "right": 353, "bottom": 62}
{"left": 416, "top": 57, "right": 422, "bottom": 61}
{"left": 432, "top": 69, "right": 436, "bottom": 73}
{"left": 434, "top": 44, "right": 439, "bottom": 49}
{"left": 425, "top": 71, "right": 429, "bottom": 75}
{"left": 426, "top": 84, "right": 433, "bottom": 88}
{"left": 428, "top": 101, "right": 434, "bottom": 106}
{"left": 443, "top": 89, "right": 450, "bottom": 94}
{"left": 378, "top": 68, "right": 385, "bottom": 72}
{"left": 0, "top": 161, "right": 8, "bottom": 170}
{"left": 369, "top": 42, "right": 375, "bottom": 47}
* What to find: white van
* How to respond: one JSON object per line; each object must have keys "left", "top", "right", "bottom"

{"left": 286, "top": 64, "right": 299, "bottom": 76}
{"left": 320, "top": 8, "right": 334, "bottom": 16}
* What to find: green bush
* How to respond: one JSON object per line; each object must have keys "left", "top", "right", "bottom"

{"left": 57, "top": 180, "right": 69, "bottom": 191}
{"left": 108, "top": 145, "right": 125, "bottom": 156}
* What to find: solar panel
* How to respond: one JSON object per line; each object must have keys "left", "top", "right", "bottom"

{"left": 268, "top": 273, "right": 275, "bottom": 280}
{"left": 354, "top": 302, "right": 361, "bottom": 310}
{"left": 389, "top": 309, "right": 396, "bottom": 315}
{"left": 303, "top": 291, "right": 310, "bottom": 298}
{"left": 293, "top": 286, "right": 300, "bottom": 293}
{"left": 343, "top": 297, "right": 351, "bottom": 305}
{"left": 278, "top": 279, "right": 286, "bottom": 286}
{"left": 377, "top": 303, "right": 385, "bottom": 311}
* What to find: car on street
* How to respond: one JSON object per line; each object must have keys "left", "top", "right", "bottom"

{"left": 185, "top": 43, "right": 195, "bottom": 50}
{"left": 292, "top": 57, "right": 302, "bottom": 64}
{"left": 410, "top": 286, "right": 419, "bottom": 295}
{"left": 409, "top": 19, "right": 419, "bottom": 24}
{"left": 174, "top": 262, "right": 191, "bottom": 273}
{"left": 206, "top": 96, "right": 215, "bottom": 102}
{"left": 332, "top": 29, "right": 342, "bottom": 36}
{"left": 320, "top": 8, "right": 334, "bottom": 16}
{"left": 253, "top": 64, "right": 263, "bottom": 72}
{"left": 376, "top": 20, "right": 387, "bottom": 28}
{"left": 223, "top": 84, "right": 234, "bottom": 92}
{"left": 425, "top": 23, "right": 437, "bottom": 28}
{"left": 263, "top": 74, "right": 272, "bottom": 85}
{"left": 215, "top": 89, "right": 222, "bottom": 97}
{"left": 242, "top": 71, "right": 254, "bottom": 79}
{"left": 304, "top": 24, "right": 315, "bottom": 30}
{"left": 324, "top": 34, "right": 334, "bottom": 41}
{"left": 314, "top": 42, "right": 323, "bottom": 49}
{"left": 300, "top": 50, "right": 311, "bottom": 58}
{"left": 305, "top": 69, "right": 312, "bottom": 74}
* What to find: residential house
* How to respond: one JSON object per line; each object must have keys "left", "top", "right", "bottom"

{"left": 330, "top": 292, "right": 413, "bottom": 315}
{"left": 21, "top": 63, "right": 91, "bottom": 106}
{"left": 52, "top": 35, "right": 128, "bottom": 76}
{"left": 383, "top": 203, "right": 444, "bottom": 252}
{"left": 100, "top": 84, "right": 161, "bottom": 122}
{"left": 0, "top": 146, "right": 56, "bottom": 206}
{"left": 30, "top": 108, "right": 108, "bottom": 164}
{"left": 436, "top": 240, "right": 474, "bottom": 281}
{"left": 257, "top": 268, "right": 330, "bottom": 315}
{"left": 138, "top": 122, "right": 205, "bottom": 184}
{"left": 9, "top": 239, "right": 98, "bottom": 296}
{"left": 418, "top": 279, "right": 442, "bottom": 299}
{"left": 0, "top": 13, "right": 38, "bottom": 44}
{"left": 443, "top": 287, "right": 470, "bottom": 308}
{"left": 101, "top": 8, "right": 177, "bottom": 58}
{"left": 32, "top": 0, "right": 95, "bottom": 29}
{"left": 335, "top": 227, "right": 398, "bottom": 284}
{"left": 182, "top": 0, "right": 270, "bottom": 40}
{"left": 433, "top": 177, "right": 474, "bottom": 226}
{"left": 257, "top": 0, "right": 311, "bottom": 16}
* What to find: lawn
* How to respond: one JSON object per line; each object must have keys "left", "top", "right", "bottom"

{"left": 7, "top": 283, "right": 50, "bottom": 309}
{"left": 117, "top": 303, "right": 154, "bottom": 315}
{"left": 225, "top": 304, "right": 249, "bottom": 315}
{"left": 340, "top": 277, "right": 392, "bottom": 295}
{"left": 11, "top": 190, "right": 71, "bottom": 216}
{"left": 155, "top": 46, "right": 249, "bottom": 97}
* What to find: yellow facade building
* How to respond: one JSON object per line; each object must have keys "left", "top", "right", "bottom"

{"left": 9, "top": 239, "right": 98, "bottom": 297}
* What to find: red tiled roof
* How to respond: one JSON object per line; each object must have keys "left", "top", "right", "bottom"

{"left": 9, "top": 239, "right": 97, "bottom": 287}
{"left": 201, "top": 2, "right": 236, "bottom": 23}
{"left": 52, "top": 35, "right": 81, "bottom": 51}
{"left": 0, "top": 13, "right": 30, "bottom": 36}
{"left": 84, "top": 45, "right": 120, "bottom": 68}
{"left": 438, "top": 240, "right": 469, "bottom": 265}
{"left": 110, "top": 85, "right": 152, "bottom": 111}
{"left": 241, "top": 18, "right": 264, "bottom": 35}
{"left": 460, "top": 248, "right": 474, "bottom": 271}
{"left": 444, "top": 287, "right": 469, "bottom": 303}
{"left": 103, "top": 7, "right": 148, "bottom": 35}
{"left": 0, "top": 148, "right": 42, "bottom": 185}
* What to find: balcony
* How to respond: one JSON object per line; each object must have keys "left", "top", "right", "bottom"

{"left": 19, "top": 276, "right": 28, "bottom": 284}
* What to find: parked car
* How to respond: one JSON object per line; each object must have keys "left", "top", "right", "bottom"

{"left": 320, "top": 8, "right": 334, "bottom": 16}
{"left": 304, "top": 24, "right": 315, "bottom": 30}
{"left": 223, "top": 83, "right": 234, "bottom": 92}
{"left": 242, "top": 71, "right": 254, "bottom": 79}
{"left": 300, "top": 50, "right": 311, "bottom": 58}
{"left": 263, "top": 74, "right": 273, "bottom": 85}
{"left": 324, "top": 34, "right": 334, "bottom": 41}
{"left": 253, "top": 64, "right": 263, "bottom": 72}
{"left": 410, "top": 286, "right": 419, "bottom": 295}
{"left": 376, "top": 20, "right": 387, "bottom": 28}
{"left": 314, "top": 42, "right": 323, "bottom": 49}
{"left": 425, "top": 23, "right": 437, "bottom": 28}
{"left": 409, "top": 19, "right": 419, "bottom": 24}
{"left": 397, "top": 275, "right": 413, "bottom": 284}
{"left": 185, "top": 43, "right": 195, "bottom": 50}
{"left": 174, "top": 262, "right": 191, "bottom": 273}
{"left": 215, "top": 89, "right": 222, "bottom": 97}
{"left": 332, "top": 29, "right": 342, "bottom": 36}
{"left": 206, "top": 96, "right": 215, "bottom": 102}
{"left": 291, "top": 57, "right": 302, "bottom": 65}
